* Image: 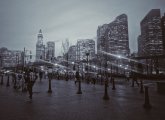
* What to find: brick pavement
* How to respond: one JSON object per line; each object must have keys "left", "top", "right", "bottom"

{"left": 0, "top": 77, "right": 165, "bottom": 120}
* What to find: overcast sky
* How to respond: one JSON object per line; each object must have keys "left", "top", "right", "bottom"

{"left": 0, "top": 0, "right": 165, "bottom": 56}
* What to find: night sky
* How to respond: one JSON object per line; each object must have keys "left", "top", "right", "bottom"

{"left": 0, "top": 0, "right": 165, "bottom": 56}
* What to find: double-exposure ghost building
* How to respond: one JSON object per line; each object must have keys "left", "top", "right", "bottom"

{"left": 136, "top": 9, "right": 165, "bottom": 74}
{"left": 138, "top": 9, "right": 164, "bottom": 57}
{"left": 97, "top": 14, "right": 130, "bottom": 74}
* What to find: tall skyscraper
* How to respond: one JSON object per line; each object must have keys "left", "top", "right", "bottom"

{"left": 97, "top": 24, "right": 109, "bottom": 55}
{"left": 107, "top": 14, "right": 129, "bottom": 56}
{"left": 139, "top": 9, "right": 163, "bottom": 56}
{"left": 97, "top": 14, "right": 130, "bottom": 57}
{"left": 161, "top": 13, "right": 165, "bottom": 53}
{"left": 36, "top": 29, "right": 45, "bottom": 60}
{"left": 46, "top": 41, "right": 55, "bottom": 61}
{"left": 137, "top": 35, "right": 144, "bottom": 56}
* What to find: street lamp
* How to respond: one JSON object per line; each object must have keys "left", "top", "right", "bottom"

{"left": 99, "top": 59, "right": 103, "bottom": 85}
{"left": 76, "top": 61, "right": 82, "bottom": 94}
{"left": 47, "top": 67, "right": 53, "bottom": 93}
{"left": 15, "top": 53, "right": 19, "bottom": 72}
{"left": 86, "top": 50, "right": 89, "bottom": 83}
{"left": 102, "top": 35, "right": 109, "bottom": 100}
{"left": 0, "top": 56, "right": 2, "bottom": 68}
{"left": 66, "top": 53, "right": 69, "bottom": 81}
{"left": 103, "top": 60, "right": 109, "bottom": 100}
{"left": 93, "top": 65, "right": 96, "bottom": 72}
{"left": 116, "top": 55, "right": 121, "bottom": 75}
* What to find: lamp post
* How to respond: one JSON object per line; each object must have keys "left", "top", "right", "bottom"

{"left": 76, "top": 61, "right": 82, "bottom": 94}
{"left": 100, "top": 60, "right": 103, "bottom": 85}
{"left": 72, "top": 62, "right": 75, "bottom": 80}
{"left": 22, "top": 48, "right": 32, "bottom": 72}
{"left": 47, "top": 67, "right": 52, "bottom": 93}
{"left": 15, "top": 54, "right": 18, "bottom": 72}
{"left": 66, "top": 53, "right": 69, "bottom": 81}
{"left": 93, "top": 66, "right": 96, "bottom": 72}
{"left": 0, "top": 55, "right": 3, "bottom": 85}
{"left": 22, "top": 47, "right": 26, "bottom": 72}
{"left": 86, "top": 51, "right": 89, "bottom": 83}
{"left": 82, "top": 62, "right": 85, "bottom": 81}
{"left": 103, "top": 60, "right": 109, "bottom": 100}
{"left": 102, "top": 35, "right": 109, "bottom": 100}
{"left": 110, "top": 61, "right": 113, "bottom": 79}
{"left": 0, "top": 56, "right": 2, "bottom": 68}
{"left": 116, "top": 55, "right": 121, "bottom": 75}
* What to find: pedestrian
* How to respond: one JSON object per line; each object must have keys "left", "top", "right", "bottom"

{"left": 126, "top": 76, "right": 130, "bottom": 82}
{"left": 76, "top": 71, "right": 80, "bottom": 82}
{"left": 39, "top": 71, "right": 43, "bottom": 81}
{"left": 132, "top": 73, "right": 139, "bottom": 87}
{"left": 92, "top": 77, "right": 96, "bottom": 85}
{"left": 134, "top": 75, "right": 139, "bottom": 86}
{"left": 27, "top": 69, "right": 37, "bottom": 100}
{"left": 13, "top": 72, "right": 17, "bottom": 89}
{"left": 74, "top": 77, "right": 77, "bottom": 84}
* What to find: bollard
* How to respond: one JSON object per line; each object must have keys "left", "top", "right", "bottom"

{"left": 0, "top": 75, "right": 4, "bottom": 85}
{"left": 143, "top": 86, "right": 152, "bottom": 109}
{"left": 103, "top": 80, "right": 109, "bottom": 100}
{"left": 131, "top": 79, "right": 134, "bottom": 87}
{"left": 47, "top": 73, "right": 52, "bottom": 93}
{"left": 13, "top": 79, "right": 17, "bottom": 89}
{"left": 77, "top": 80, "right": 82, "bottom": 94}
{"left": 6, "top": 75, "right": 10, "bottom": 87}
{"left": 112, "top": 78, "right": 116, "bottom": 90}
{"left": 12, "top": 74, "right": 15, "bottom": 83}
{"left": 28, "top": 83, "right": 33, "bottom": 99}
{"left": 76, "top": 71, "right": 82, "bottom": 94}
{"left": 140, "top": 80, "right": 144, "bottom": 93}
{"left": 47, "top": 79, "right": 52, "bottom": 93}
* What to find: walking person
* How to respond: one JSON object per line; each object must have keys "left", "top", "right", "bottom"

{"left": 27, "top": 69, "right": 37, "bottom": 100}
{"left": 132, "top": 73, "right": 139, "bottom": 87}
{"left": 39, "top": 71, "right": 43, "bottom": 81}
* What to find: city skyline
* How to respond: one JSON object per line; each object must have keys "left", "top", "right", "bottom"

{"left": 0, "top": 0, "right": 165, "bottom": 56}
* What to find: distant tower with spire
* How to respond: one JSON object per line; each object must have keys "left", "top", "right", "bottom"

{"left": 36, "top": 29, "right": 45, "bottom": 60}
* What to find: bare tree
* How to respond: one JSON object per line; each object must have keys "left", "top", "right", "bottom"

{"left": 62, "top": 38, "right": 70, "bottom": 81}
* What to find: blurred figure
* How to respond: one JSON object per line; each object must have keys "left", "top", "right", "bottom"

{"left": 39, "top": 71, "right": 43, "bottom": 81}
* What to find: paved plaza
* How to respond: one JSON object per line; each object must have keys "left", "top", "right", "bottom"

{"left": 0, "top": 77, "right": 165, "bottom": 120}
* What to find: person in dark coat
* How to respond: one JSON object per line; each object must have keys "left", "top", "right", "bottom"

{"left": 39, "top": 71, "right": 43, "bottom": 81}
{"left": 27, "top": 69, "right": 37, "bottom": 100}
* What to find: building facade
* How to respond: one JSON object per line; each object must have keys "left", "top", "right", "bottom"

{"left": 68, "top": 45, "right": 76, "bottom": 62}
{"left": 139, "top": 9, "right": 163, "bottom": 56}
{"left": 97, "top": 24, "right": 109, "bottom": 55}
{"left": 0, "top": 47, "right": 22, "bottom": 68}
{"left": 36, "top": 29, "right": 45, "bottom": 60}
{"left": 46, "top": 41, "right": 55, "bottom": 61}
{"left": 97, "top": 14, "right": 130, "bottom": 58}
{"left": 137, "top": 35, "right": 144, "bottom": 56}
{"left": 107, "top": 14, "right": 130, "bottom": 57}
{"left": 76, "top": 39, "right": 95, "bottom": 61}
{"left": 161, "top": 13, "right": 165, "bottom": 53}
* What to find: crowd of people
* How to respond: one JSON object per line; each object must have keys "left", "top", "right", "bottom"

{"left": 0, "top": 67, "right": 141, "bottom": 100}
{"left": 0, "top": 68, "right": 41, "bottom": 100}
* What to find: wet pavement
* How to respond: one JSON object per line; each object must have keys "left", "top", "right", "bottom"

{"left": 0, "top": 77, "right": 165, "bottom": 120}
